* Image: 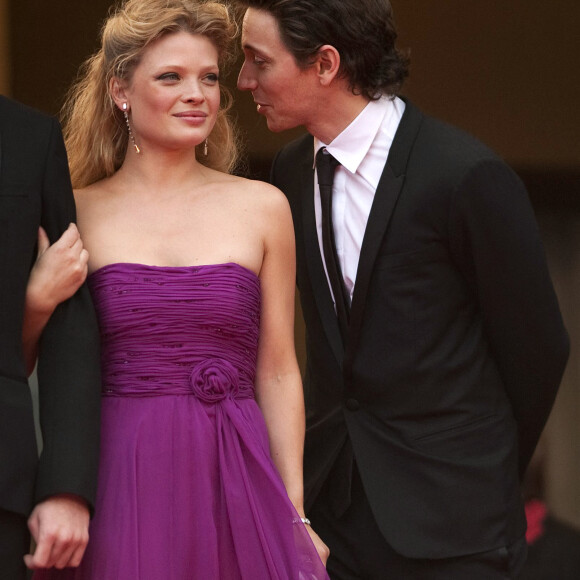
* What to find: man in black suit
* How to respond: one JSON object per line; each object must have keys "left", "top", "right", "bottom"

{"left": 236, "top": 1, "right": 570, "bottom": 578}
{"left": 0, "top": 95, "right": 101, "bottom": 578}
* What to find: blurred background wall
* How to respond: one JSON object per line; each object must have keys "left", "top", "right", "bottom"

{"left": 2, "top": 0, "right": 579, "bottom": 529}
{"left": 0, "top": 0, "right": 9, "bottom": 94}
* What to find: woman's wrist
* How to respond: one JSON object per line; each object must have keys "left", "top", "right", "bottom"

{"left": 25, "top": 286, "right": 57, "bottom": 317}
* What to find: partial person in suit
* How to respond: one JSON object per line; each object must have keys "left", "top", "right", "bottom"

{"left": 236, "top": 1, "right": 570, "bottom": 578}
{"left": 0, "top": 95, "right": 101, "bottom": 579}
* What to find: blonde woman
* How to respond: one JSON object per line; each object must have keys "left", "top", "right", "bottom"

{"left": 33, "top": 0, "right": 329, "bottom": 577}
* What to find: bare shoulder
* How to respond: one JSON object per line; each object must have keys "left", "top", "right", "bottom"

{"left": 73, "top": 178, "right": 113, "bottom": 208}
{"left": 229, "top": 175, "right": 290, "bottom": 217}
{"left": 73, "top": 178, "right": 120, "bottom": 233}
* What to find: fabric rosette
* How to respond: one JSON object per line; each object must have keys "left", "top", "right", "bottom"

{"left": 189, "top": 358, "right": 240, "bottom": 403}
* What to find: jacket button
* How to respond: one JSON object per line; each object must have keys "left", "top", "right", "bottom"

{"left": 345, "top": 398, "right": 360, "bottom": 411}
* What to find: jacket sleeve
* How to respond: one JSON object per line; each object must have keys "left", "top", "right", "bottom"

{"left": 34, "top": 117, "right": 101, "bottom": 511}
{"left": 449, "top": 157, "right": 569, "bottom": 477}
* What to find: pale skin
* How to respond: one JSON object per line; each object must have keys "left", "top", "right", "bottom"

{"left": 22, "top": 225, "right": 91, "bottom": 570}
{"left": 47, "top": 30, "right": 328, "bottom": 564}
{"left": 237, "top": 7, "right": 369, "bottom": 143}
{"left": 23, "top": 223, "right": 88, "bottom": 375}
{"left": 25, "top": 495, "right": 90, "bottom": 570}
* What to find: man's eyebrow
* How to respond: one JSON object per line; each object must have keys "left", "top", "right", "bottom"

{"left": 242, "top": 40, "right": 269, "bottom": 55}
{"left": 242, "top": 41, "right": 257, "bottom": 51}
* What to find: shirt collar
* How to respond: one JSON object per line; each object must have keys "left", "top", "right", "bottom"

{"left": 313, "top": 96, "right": 392, "bottom": 174}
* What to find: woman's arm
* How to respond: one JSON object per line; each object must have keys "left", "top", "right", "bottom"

{"left": 23, "top": 224, "right": 89, "bottom": 375}
{"left": 254, "top": 188, "right": 329, "bottom": 565}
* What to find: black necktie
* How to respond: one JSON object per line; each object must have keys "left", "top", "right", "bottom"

{"left": 316, "top": 148, "right": 354, "bottom": 516}
{"left": 316, "top": 148, "right": 350, "bottom": 343}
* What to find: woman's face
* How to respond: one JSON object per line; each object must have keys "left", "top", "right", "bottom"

{"left": 119, "top": 31, "right": 221, "bottom": 154}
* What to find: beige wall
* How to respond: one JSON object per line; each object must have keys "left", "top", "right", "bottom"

{"left": 393, "top": 0, "right": 580, "bottom": 169}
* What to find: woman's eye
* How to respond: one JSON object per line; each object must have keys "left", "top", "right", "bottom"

{"left": 158, "top": 72, "right": 180, "bottom": 81}
{"left": 204, "top": 73, "right": 219, "bottom": 83}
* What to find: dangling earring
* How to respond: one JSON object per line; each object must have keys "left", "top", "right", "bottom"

{"left": 122, "top": 103, "right": 141, "bottom": 154}
{"left": 203, "top": 138, "right": 208, "bottom": 156}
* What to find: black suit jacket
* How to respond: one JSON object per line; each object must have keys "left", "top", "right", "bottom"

{"left": 271, "top": 99, "right": 569, "bottom": 559}
{"left": 0, "top": 95, "right": 101, "bottom": 517}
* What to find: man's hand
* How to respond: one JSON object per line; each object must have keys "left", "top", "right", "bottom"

{"left": 24, "top": 494, "right": 90, "bottom": 570}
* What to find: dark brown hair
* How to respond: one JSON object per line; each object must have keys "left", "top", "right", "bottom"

{"left": 236, "top": 0, "right": 409, "bottom": 100}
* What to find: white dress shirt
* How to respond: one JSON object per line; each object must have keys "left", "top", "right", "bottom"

{"left": 314, "top": 95, "right": 405, "bottom": 304}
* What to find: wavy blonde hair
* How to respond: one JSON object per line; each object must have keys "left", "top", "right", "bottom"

{"left": 62, "top": 0, "right": 239, "bottom": 188}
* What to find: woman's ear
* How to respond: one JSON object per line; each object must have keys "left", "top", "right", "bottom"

{"left": 110, "top": 77, "right": 129, "bottom": 111}
{"left": 316, "top": 44, "right": 341, "bottom": 86}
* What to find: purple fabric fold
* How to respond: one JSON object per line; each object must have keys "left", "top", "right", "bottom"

{"left": 34, "top": 262, "right": 328, "bottom": 580}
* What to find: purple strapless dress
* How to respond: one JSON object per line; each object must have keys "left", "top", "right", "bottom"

{"left": 34, "top": 262, "right": 328, "bottom": 580}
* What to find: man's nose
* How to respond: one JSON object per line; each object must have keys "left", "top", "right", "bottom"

{"left": 237, "top": 62, "right": 256, "bottom": 91}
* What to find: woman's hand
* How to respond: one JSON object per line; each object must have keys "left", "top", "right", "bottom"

{"left": 26, "top": 224, "right": 89, "bottom": 315}
{"left": 23, "top": 224, "right": 89, "bottom": 374}
{"left": 306, "top": 525, "right": 330, "bottom": 567}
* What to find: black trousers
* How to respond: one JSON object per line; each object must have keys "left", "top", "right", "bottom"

{"left": 310, "top": 466, "right": 527, "bottom": 580}
{"left": 0, "top": 509, "right": 29, "bottom": 580}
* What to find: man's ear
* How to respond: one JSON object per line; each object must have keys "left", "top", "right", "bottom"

{"left": 316, "top": 44, "right": 341, "bottom": 86}
{"left": 109, "top": 77, "right": 129, "bottom": 111}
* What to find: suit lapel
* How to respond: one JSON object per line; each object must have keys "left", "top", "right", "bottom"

{"left": 295, "top": 100, "right": 424, "bottom": 369}
{"left": 347, "top": 100, "right": 424, "bottom": 359}
{"left": 298, "top": 144, "right": 344, "bottom": 368}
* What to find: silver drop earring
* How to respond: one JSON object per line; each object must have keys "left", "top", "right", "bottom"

{"left": 203, "top": 139, "right": 208, "bottom": 156}
{"left": 122, "top": 103, "right": 141, "bottom": 154}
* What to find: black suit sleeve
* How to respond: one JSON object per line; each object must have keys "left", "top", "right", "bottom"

{"left": 34, "top": 118, "right": 101, "bottom": 510}
{"left": 449, "top": 158, "right": 569, "bottom": 476}
{"left": 270, "top": 149, "right": 282, "bottom": 187}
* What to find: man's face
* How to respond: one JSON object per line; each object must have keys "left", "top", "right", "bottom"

{"left": 238, "top": 8, "right": 318, "bottom": 133}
